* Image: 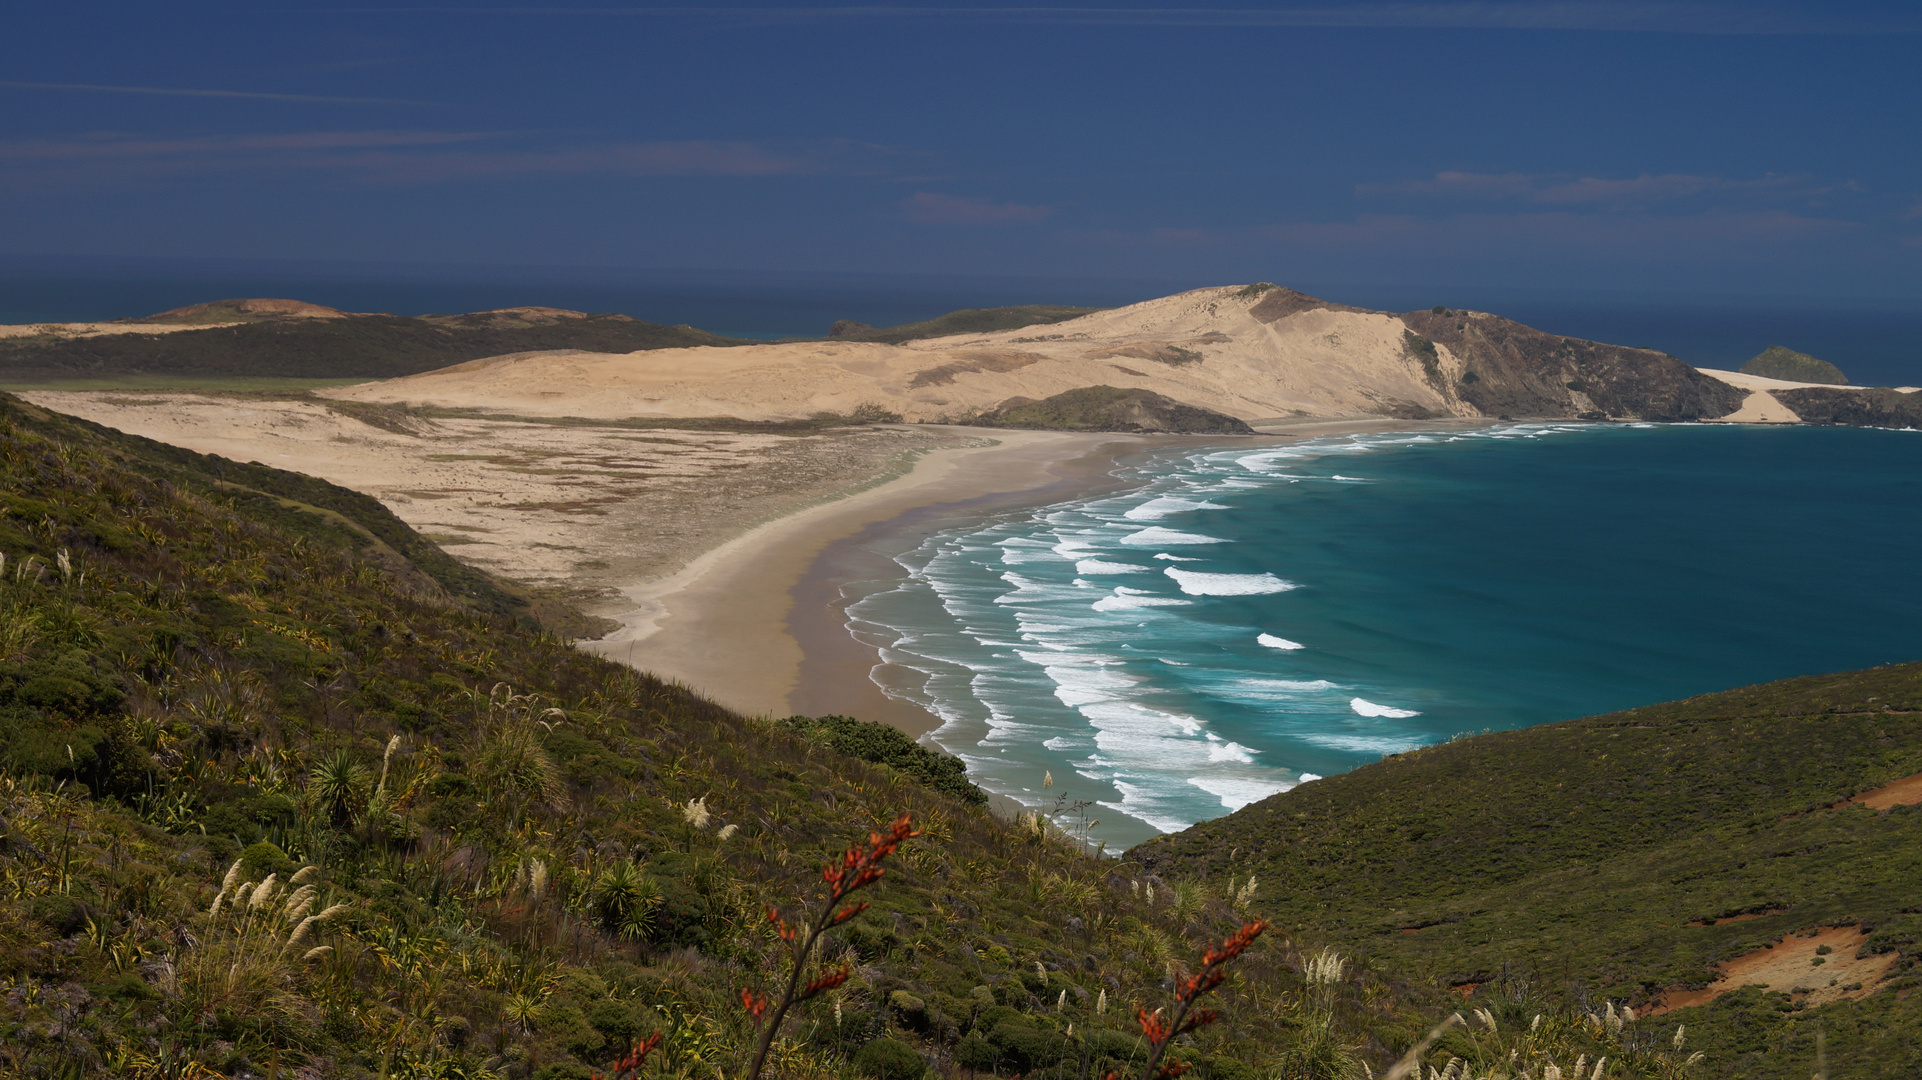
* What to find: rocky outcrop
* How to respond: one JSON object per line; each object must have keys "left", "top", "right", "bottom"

{"left": 1397, "top": 306, "right": 1748, "bottom": 422}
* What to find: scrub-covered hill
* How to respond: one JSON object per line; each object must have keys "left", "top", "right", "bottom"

{"left": 1136, "top": 663, "right": 1922, "bottom": 1078}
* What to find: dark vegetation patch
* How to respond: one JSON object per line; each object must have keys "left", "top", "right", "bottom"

{"left": 1742, "top": 345, "right": 1849, "bottom": 386}
{"left": 826, "top": 306, "right": 1101, "bottom": 345}
{"left": 1246, "top": 287, "right": 1379, "bottom": 323}
{"left": 905, "top": 351, "right": 1045, "bottom": 389}
{"left": 0, "top": 304, "right": 746, "bottom": 385}
{"left": 779, "top": 714, "right": 985, "bottom": 805}
{"left": 969, "top": 386, "right": 1254, "bottom": 434}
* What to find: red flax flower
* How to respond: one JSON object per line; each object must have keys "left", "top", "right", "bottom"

{"left": 1133, "top": 920, "right": 1267, "bottom": 1080}
{"left": 740, "top": 814, "right": 921, "bottom": 1080}
{"left": 591, "top": 1030, "right": 663, "bottom": 1080}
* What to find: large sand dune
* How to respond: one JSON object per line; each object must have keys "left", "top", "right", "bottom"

{"left": 326, "top": 286, "right": 1470, "bottom": 424}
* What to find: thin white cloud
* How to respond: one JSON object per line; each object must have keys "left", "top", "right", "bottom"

{"left": 1362, "top": 170, "right": 1831, "bottom": 210}
{"left": 0, "top": 130, "right": 850, "bottom": 185}
{"left": 0, "top": 80, "right": 433, "bottom": 106}
{"left": 901, "top": 192, "right": 1052, "bottom": 225}
{"left": 319, "top": 4, "right": 1922, "bottom": 36}
{"left": 0, "top": 131, "right": 488, "bottom": 161}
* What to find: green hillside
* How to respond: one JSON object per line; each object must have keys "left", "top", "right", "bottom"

{"left": 825, "top": 306, "right": 1101, "bottom": 345}
{"left": 1137, "top": 665, "right": 1922, "bottom": 1077}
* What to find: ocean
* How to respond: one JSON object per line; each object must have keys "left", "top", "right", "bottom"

{"left": 844, "top": 422, "right": 1922, "bottom": 849}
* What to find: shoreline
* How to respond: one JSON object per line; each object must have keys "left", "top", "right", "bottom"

{"left": 584, "top": 416, "right": 1478, "bottom": 734}
{"left": 579, "top": 425, "right": 1185, "bottom": 716}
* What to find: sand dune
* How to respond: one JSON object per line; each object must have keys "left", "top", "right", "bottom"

{"left": 326, "top": 286, "right": 1469, "bottom": 425}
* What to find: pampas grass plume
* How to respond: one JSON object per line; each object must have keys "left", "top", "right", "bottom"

{"left": 249, "top": 874, "right": 278, "bottom": 910}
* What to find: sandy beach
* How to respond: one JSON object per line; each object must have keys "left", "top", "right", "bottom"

{"left": 602, "top": 415, "right": 1481, "bottom": 728}
{"left": 577, "top": 426, "right": 1157, "bottom": 718}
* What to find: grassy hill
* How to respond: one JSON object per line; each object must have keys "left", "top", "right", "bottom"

{"left": 825, "top": 306, "right": 1102, "bottom": 345}
{"left": 0, "top": 391, "right": 1457, "bottom": 1080}
{"left": 1136, "top": 664, "right": 1922, "bottom": 1077}
{"left": 0, "top": 302, "right": 747, "bottom": 387}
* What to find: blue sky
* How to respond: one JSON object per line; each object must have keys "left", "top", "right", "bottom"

{"left": 4, "top": 2, "right": 1920, "bottom": 301}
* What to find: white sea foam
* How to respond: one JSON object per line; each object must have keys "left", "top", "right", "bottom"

{"left": 1301, "top": 733, "right": 1425, "bottom": 754}
{"left": 1187, "top": 775, "right": 1292, "bottom": 811}
{"left": 1076, "top": 559, "right": 1148, "bottom": 574}
{"left": 1350, "top": 697, "right": 1421, "bottom": 718}
{"left": 1124, "top": 496, "right": 1229, "bottom": 520}
{"left": 1207, "top": 740, "right": 1257, "bottom": 763}
{"left": 1219, "top": 677, "right": 1342, "bottom": 703}
{"left": 1298, "top": 772, "right": 1323, "bottom": 783}
{"left": 1153, "top": 553, "right": 1201, "bottom": 561}
{"left": 1165, "top": 567, "right": 1297, "bottom": 596}
{"left": 1091, "top": 588, "right": 1192, "bottom": 611}
{"left": 1120, "top": 526, "right": 1227, "bottom": 545}
{"left": 1257, "top": 633, "right": 1305, "bottom": 650}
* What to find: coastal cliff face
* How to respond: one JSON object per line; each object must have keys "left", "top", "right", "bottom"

{"left": 321, "top": 284, "right": 1749, "bottom": 428}
{"left": 1397, "top": 306, "right": 1749, "bottom": 421}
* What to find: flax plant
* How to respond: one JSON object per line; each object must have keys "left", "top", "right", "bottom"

{"left": 739, "top": 814, "right": 920, "bottom": 1080}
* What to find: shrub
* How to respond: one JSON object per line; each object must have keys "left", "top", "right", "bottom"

{"left": 954, "top": 1031, "right": 998, "bottom": 1071}
{"left": 854, "top": 1037, "right": 926, "bottom": 1080}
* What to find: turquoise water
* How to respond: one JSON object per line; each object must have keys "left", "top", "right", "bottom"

{"left": 846, "top": 423, "right": 1922, "bottom": 849}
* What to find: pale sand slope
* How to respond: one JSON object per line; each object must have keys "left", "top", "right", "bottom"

{"left": 18, "top": 390, "right": 978, "bottom": 607}
{"left": 326, "top": 286, "right": 1469, "bottom": 424}
{"left": 1694, "top": 367, "right": 1921, "bottom": 424}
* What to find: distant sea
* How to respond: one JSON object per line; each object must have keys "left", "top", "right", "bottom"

{"left": 846, "top": 423, "right": 1922, "bottom": 849}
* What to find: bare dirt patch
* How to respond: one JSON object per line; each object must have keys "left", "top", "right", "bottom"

{"left": 1849, "top": 770, "right": 1922, "bottom": 810}
{"left": 1649, "top": 925, "right": 1900, "bottom": 1015}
